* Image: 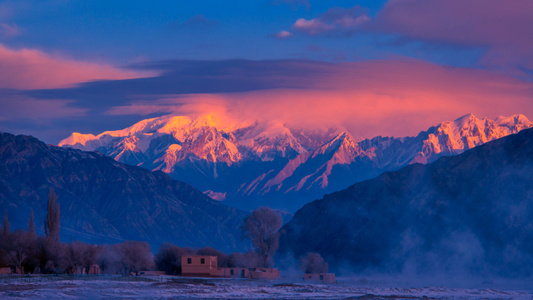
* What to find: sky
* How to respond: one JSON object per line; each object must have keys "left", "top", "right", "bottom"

{"left": 0, "top": 0, "right": 532, "bottom": 144}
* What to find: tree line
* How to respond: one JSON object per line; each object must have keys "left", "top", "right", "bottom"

{"left": 0, "top": 191, "right": 153, "bottom": 275}
{"left": 1, "top": 191, "right": 328, "bottom": 275}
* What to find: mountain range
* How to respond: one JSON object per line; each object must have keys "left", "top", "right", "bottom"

{"left": 279, "top": 126, "right": 533, "bottom": 277}
{"left": 60, "top": 113, "right": 532, "bottom": 211}
{"left": 0, "top": 132, "right": 248, "bottom": 252}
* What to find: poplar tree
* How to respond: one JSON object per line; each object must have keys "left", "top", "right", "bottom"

{"left": 44, "top": 190, "right": 60, "bottom": 242}
{"left": 241, "top": 207, "right": 282, "bottom": 268}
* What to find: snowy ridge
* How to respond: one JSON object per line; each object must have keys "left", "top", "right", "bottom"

{"left": 60, "top": 113, "right": 532, "bottom": 210}
{"left": 413, "top": 113, "right": 532, "bottom": 164}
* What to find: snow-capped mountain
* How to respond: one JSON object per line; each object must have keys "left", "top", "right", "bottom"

{"left": 60, "top": 113, "right": 532, "bottom": 211}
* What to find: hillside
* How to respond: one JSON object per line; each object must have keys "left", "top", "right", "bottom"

{"left": 279, "top": 127, "right": 533, "bottom": 276}
{"left": 60, "top": 113, "right": 532, "bottom": 211}
{"left": 0, "top": 132, "right": 248, "bottom": 251}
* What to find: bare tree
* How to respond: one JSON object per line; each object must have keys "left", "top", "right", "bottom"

{"left": 298, "top": 252, "right": 329, "bottom": 274}
{"left": 0, "top": 247, "right": 8, "bottom": 267}
{"left": 228, "top": 250, "right": 259, "bottom": 268}
{"left": 100, "top": 241, "right": 153, "bottom": 276}
{"left": 241, "top": 207, "right": 282, "bottom": 267}
{"left": 120, "top": 241, "right": 153, "bottom": 275}
{"left": 28, "top": 210, "right": 35, "bottom": 236}
{"left": 44, "top": 190, "right": 60, "bottom": 242}
{"left": 8, "top": 231, "right": 28, "bottom": 273}
{"left": 197, "top": 246, "right": 230, "bottom": 267}
{"left": 64, "top": 241, "right": 86, "bottom": 274}
{"left": 155, "top": 243, "right": 194, "bottom": 275}
{"left": 97, "top": 244, "right": 122, "bottom": 275}
{"left": 36, "top": 236, "right": 65, "bottom": 274}
{"left": 81, "top": 244, "right": 103, "bottom": 274}
{"left": 7, "top": 230, "right": 37, "bottom": 274}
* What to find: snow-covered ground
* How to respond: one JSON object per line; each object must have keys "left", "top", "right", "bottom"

{"left": 1, "top": 276, "right": 532, "bottom": 299}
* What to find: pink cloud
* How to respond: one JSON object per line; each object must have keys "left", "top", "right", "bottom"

{"left": 272, "top": 30, "right": 294, "bottom": 39}
{"left": 375, "top": 0, "right": 532, "bottom": 46}
{"left": 290, "top": 1, "right": 533, "bottom": 69}
{"left": 106, "top": 59, "right": 533, "bottom": 138}
{"left": 371, "top": 0, "right": 533, "bottom": 69}
{"left": 292, "top": 6, "right": 370, "bottom": 36}
{"left": 0, "top": 44, "right": 155, "bottom": 90}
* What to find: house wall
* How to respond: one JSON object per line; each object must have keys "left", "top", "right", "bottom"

{"left": 250, "top": 268, "right": 280, "bottom": 279}
{"left": 304, "top": 273, "right": 335, "bottom": 283}
{"left": 180, "top": 255, "right": 279, "bottom": 279}
{"left": 181, "top": 256, "right": 217, "bottom": 276}
{"left": 209, "top": 267, "right": 250, "bottom": 278}
{"left": 228, "top": 268, "right": 249, "bottom": 278}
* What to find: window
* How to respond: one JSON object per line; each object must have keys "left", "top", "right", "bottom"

{"left": 201, "top": 258, "right": 205, "bottom": 264}
{"left": 320, "top": 275, "right": 324, "bottom": 281}
{"left": 241, "top": 270, "right": 245, "bottom": 277}
{"left": 230, "top": 269, "right": 234, "bottom": 275}
{"left": 187, "top": 258, "right": 191, "bottom": 264}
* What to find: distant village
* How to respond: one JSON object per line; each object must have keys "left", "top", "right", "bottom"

{"left": 0, "top": 191, "right": 335, "bottom": 284}
{"left": 1, "top": 254, "right": 335, "bottom": 284}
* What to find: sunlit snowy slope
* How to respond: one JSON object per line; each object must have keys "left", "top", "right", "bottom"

{"left": 61, "top": 113, "right": 532, "bottom": 211}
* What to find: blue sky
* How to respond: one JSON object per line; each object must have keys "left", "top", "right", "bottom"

{"left": 0, "top": 0, "right": 532, "bottom": 144}
{"left": 2, "top": 0, "right": 467, "bottom": 64}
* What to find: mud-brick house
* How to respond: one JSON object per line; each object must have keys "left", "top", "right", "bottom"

{"left": 304, "top": 273, "right": 335, "bottom": 283}
{"left": 182, "top": 255, "right": 218, "bottom": 277}
{"left": 250, "top": 268, "right": 280, "bottom": 279}
{"left": 181, "top": 255, "right": 279, "bottom": 279}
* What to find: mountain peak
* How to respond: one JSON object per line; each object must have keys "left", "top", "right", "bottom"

{"left": 453, "top": 113, "right": 478, "bottom": 127}
{"left": 413, "top": 113, "right": 533, "bottom": 165}
{"left": 494, "top": 114, "right": 532, "bottom": 128}
{"left": 59, "top": 132, "right": 96, "bottom": 147}
{"left": 60, "top": 113, "right": 532, "bottom": 211}
{"left": 316, "top": 131, "right": 358, "bottom": 155}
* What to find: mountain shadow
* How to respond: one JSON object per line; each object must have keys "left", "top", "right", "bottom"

{"left": 279, "top": 127, "right": 533, "bottom": 277}
{"left": 0, "top": 132, "right": 248, "bottom": 252}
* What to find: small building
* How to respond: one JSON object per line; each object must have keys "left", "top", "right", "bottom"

{"left": 209, "top": 267, "right": 250, "bottom": 278}
{"left": 228, "top": 268, "right": 249, "bottom": 278}
{"left": 182, "top": 255, "right": 218, "bottom": 277}
{"left": 0, "top": 267, "right": 12, "bottom": 274}
{"left": 250, "top": 268, "right": 280, "bottom": 280}
{"left": 181, "top": 255, "right": 279, "bottom": 279}
{"left": 304, "top": 273, "right": 335, "bottom": 283}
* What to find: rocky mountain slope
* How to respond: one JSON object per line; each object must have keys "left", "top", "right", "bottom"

{"left": 278, "top": 127, "right": 533, "bottom": 277}
{"left": 60, "top": 113, "right": 532, "bottom": 211}
{"left": 0, "top": 132, "right": 248, "bottom": 251}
